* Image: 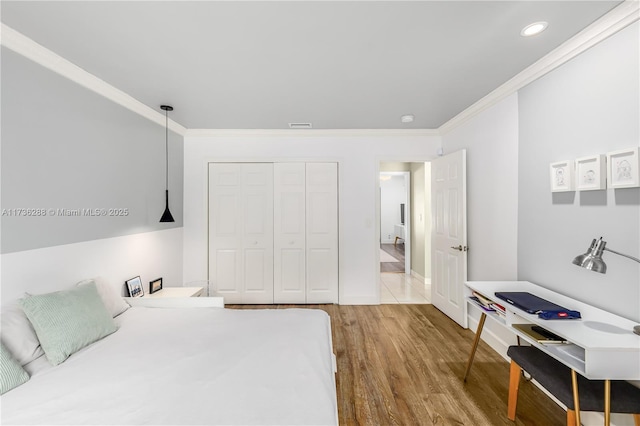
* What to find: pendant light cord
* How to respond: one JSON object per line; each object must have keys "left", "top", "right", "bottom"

{"left": 165, "top": 108, "right": 169, "bottom": 191}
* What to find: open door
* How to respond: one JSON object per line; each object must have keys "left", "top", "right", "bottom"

{"left": 431, "top": 150, "right": 468, "bottom": 328}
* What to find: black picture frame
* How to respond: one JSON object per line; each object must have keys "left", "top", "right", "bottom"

{"left": 149, "top": 277, "right": 163, "bottom": 294}
{"left": 125, "top": 276, "right": 144, "bottom": 298}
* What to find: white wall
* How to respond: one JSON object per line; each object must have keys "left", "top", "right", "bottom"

{"left": 380, "top": 174, "right": 406, "bottom": 244}
{"left": 183, "top": 132, "right": 441, "bottom": 304}
{"left": 410, "top": 163, "right": 426, "bottom": 278}
{"left": 1, "top": 228, "right": 184, "bottom": 305}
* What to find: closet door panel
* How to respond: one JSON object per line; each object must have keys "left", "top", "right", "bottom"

{"left": 209, "top": 164, "right": 244, "bottom": 304}
{"left": 306, "top": 163, "right": 338, "bottom": 303}
{"left": 274, "top": 163, "right": 306, "bottom": 303}
{"left": 241, "top": 163, "right": 274, "bottom": 304}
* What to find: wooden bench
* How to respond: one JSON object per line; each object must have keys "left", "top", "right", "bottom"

{"left": 507, "top": 345, "right": 640, "bottom": 426}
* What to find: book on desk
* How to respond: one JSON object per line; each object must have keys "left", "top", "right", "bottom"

{"left": 512, "top": 323, "right": 568, "bottom": 344}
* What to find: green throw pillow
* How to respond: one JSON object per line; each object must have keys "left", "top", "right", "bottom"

{"left": 19, "top": 282, "right": 118, "bottom": 365}
{"left": 0, "top": 341, "right": 29, "bottom": 394}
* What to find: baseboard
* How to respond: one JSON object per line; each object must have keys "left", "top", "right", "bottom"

{"left": 410, "top": 270, "right": 425, "bottom": 282}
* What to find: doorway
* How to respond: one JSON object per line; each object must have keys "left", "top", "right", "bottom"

{"left": 378, "top": 162, "right": 432, "bottom": 304}
{"left": 379, "top": 171, "right": 410, "bottom": 274}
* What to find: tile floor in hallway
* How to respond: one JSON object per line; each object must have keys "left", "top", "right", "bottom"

{"left": 380, "top": 272, "right": 432, "bottom": 304}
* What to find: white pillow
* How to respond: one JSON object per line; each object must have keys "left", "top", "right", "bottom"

{"left": 76, "top": 277, "right": 129, "bottom": 317}
{"left": 0, "top": 303, "right": 44, "bottom": 366}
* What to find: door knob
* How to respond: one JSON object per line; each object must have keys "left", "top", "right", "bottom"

{"left": 450, "top": 245, "right": 468, "bottom": 252}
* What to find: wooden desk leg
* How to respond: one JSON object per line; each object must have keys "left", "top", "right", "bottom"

{"left": 604, "top": 379, "right": 611, "bottom": 426}
{"left": 463, "top": 312, "right": 486, "bottom": 382}
{"left": 571, "top": 369, "right": 581, "bottom": 426}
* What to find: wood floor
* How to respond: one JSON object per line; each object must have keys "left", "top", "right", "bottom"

{"left": 380, "top": 243, "right": 405, "bottom": 273}
{"left": 228, "top": 304, "right": 566, "bottom": 425}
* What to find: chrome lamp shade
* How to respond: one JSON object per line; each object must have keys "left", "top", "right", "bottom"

{"left": 571, "top": 238, "right": 606, "bottom": 273}
{"left": 572, "top": 237, "right": 640, "bottom": 335}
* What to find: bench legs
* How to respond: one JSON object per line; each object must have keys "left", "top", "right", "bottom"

{"left": 509, "top": 358, "right": 639, "bottom": 426}
{"left": 570, "top": 369, "right": 581, "bottom": 426}
{"left": 509, "top": 360, "right": 582, "bottom": 426}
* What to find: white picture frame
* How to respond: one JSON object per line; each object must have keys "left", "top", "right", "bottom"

{"left": 550, "top": 160, "right": 575, "bottom": 192}
{"left": 575, "top": 155, "right": 606, "bottom": 191}
{"left": 607, "top": 147, "right": 639, "bottom": 189}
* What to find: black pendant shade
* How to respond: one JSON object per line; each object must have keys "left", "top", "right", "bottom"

{"left": 160, "top": 105, "right": 175, "bottom": 223}
{"left": 160, "top": 189, "right": 175, "bottom": 222}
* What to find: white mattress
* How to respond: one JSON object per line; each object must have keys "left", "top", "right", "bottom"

{"left": 2, "top": 307, "right": 338, "bottom": 425}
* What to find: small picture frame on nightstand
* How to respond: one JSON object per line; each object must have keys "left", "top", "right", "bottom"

{"left": 125, "top": 276, "right": 144, "bottom": 298}
{"left": 149, "top": 278, "right": 163, "bottom": 294}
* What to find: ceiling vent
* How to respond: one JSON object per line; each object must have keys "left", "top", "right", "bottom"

{"left": 289, "top": 123, "right": 312, "bottom": 129}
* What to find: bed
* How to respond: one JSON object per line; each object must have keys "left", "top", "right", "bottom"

{"left": 1, "top": 284, "right": 338, "bottom": 425}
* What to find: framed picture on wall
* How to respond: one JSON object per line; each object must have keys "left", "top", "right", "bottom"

{"left": 125, "top": 276, "right": 144, "bottom": 298}
{"left": 149, "top": 278, "right": 163, "bottom": 294}
{"left": 550, "top": 160, "right": 575, "bottom": 192}
{"left": 607, "top": 147, "right": 639, "bottom": 188}
{"left": 575, "top": 155, "right": 606, "bottom": 191}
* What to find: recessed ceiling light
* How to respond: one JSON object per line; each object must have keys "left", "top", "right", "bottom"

{"left": 401, "top": 114, "right": 414, "bottom": 123}
{"left": 521, "top": 21, "right": 548, "bottom": 37}
{"left": 289, "top": 123, "right": 312, "bottom": 129}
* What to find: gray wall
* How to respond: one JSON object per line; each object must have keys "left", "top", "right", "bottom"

{"left": 518, "top": 22, "right": 640, "bottom": 321}
{"left": 1, "top": 48, "right": 183, "bottom": 253}
{"left": 442, "top": 93, "right": 520, "bottom": 282}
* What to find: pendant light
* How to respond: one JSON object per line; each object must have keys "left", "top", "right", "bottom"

{"left": 159, "top": 105, "right": 175, "bottom": 223}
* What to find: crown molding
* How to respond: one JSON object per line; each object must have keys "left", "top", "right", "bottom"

{"left": 438, "top": 0, "right": 640, "bottom": 136}
{"left": 1, "top": 23, "right": 187, "bottom": 136}
{"left": 185, "top": 128, "right": 440, "bottom": 139}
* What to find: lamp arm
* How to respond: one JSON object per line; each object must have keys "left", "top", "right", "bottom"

{"left": 604, "top": 248, "right": 640, "bottom": 264}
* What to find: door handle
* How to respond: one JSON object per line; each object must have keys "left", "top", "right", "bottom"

{"left": 450, "top": 245, "right": 468, "bottom": 252}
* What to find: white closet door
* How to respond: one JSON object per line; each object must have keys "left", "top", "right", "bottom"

{"left": 209, "top": 163, "right": 243, "bottom": 303}
{"left": 306, "top": 163, "right": 338, "bottom": 303}
{"left": 273, "top": 163, "right": 306, "bottom": 303}
{"left": 209, "top": 163, "right": 274, "bottom": 304}
{"left": 241, "top": 164, "right": 274, "bottom": 303}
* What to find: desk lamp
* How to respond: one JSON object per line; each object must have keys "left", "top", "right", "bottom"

{"left": 572, "top": 237, "right": 640, "bottom": 335}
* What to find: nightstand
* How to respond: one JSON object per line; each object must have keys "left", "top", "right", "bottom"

{"left": 147, "top": 287, "right": 203, "bottom": 298}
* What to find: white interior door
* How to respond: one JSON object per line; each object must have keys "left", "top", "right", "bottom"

{"left": 431, "top": 150, "right": 468, "bottom": 327}
{"left": 306, "top": 163, "right": 339, "bottom": 304}
{"left": 209, "top": 163, "right": 274, "bottom": 304}
{"left": 274, "top": 163, "right": 306, "bottom": 303}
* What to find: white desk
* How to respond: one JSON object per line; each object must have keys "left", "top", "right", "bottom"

{"left": 464, "top": 281, "right": 640, "bottom": 425}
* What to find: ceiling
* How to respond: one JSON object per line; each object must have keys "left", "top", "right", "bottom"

{"left": 1, "top": 1, "right": 622, "bottom": 130}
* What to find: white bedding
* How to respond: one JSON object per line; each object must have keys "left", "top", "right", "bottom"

{"left": 1, "top": 307, "right": 338, "bottom": 425}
